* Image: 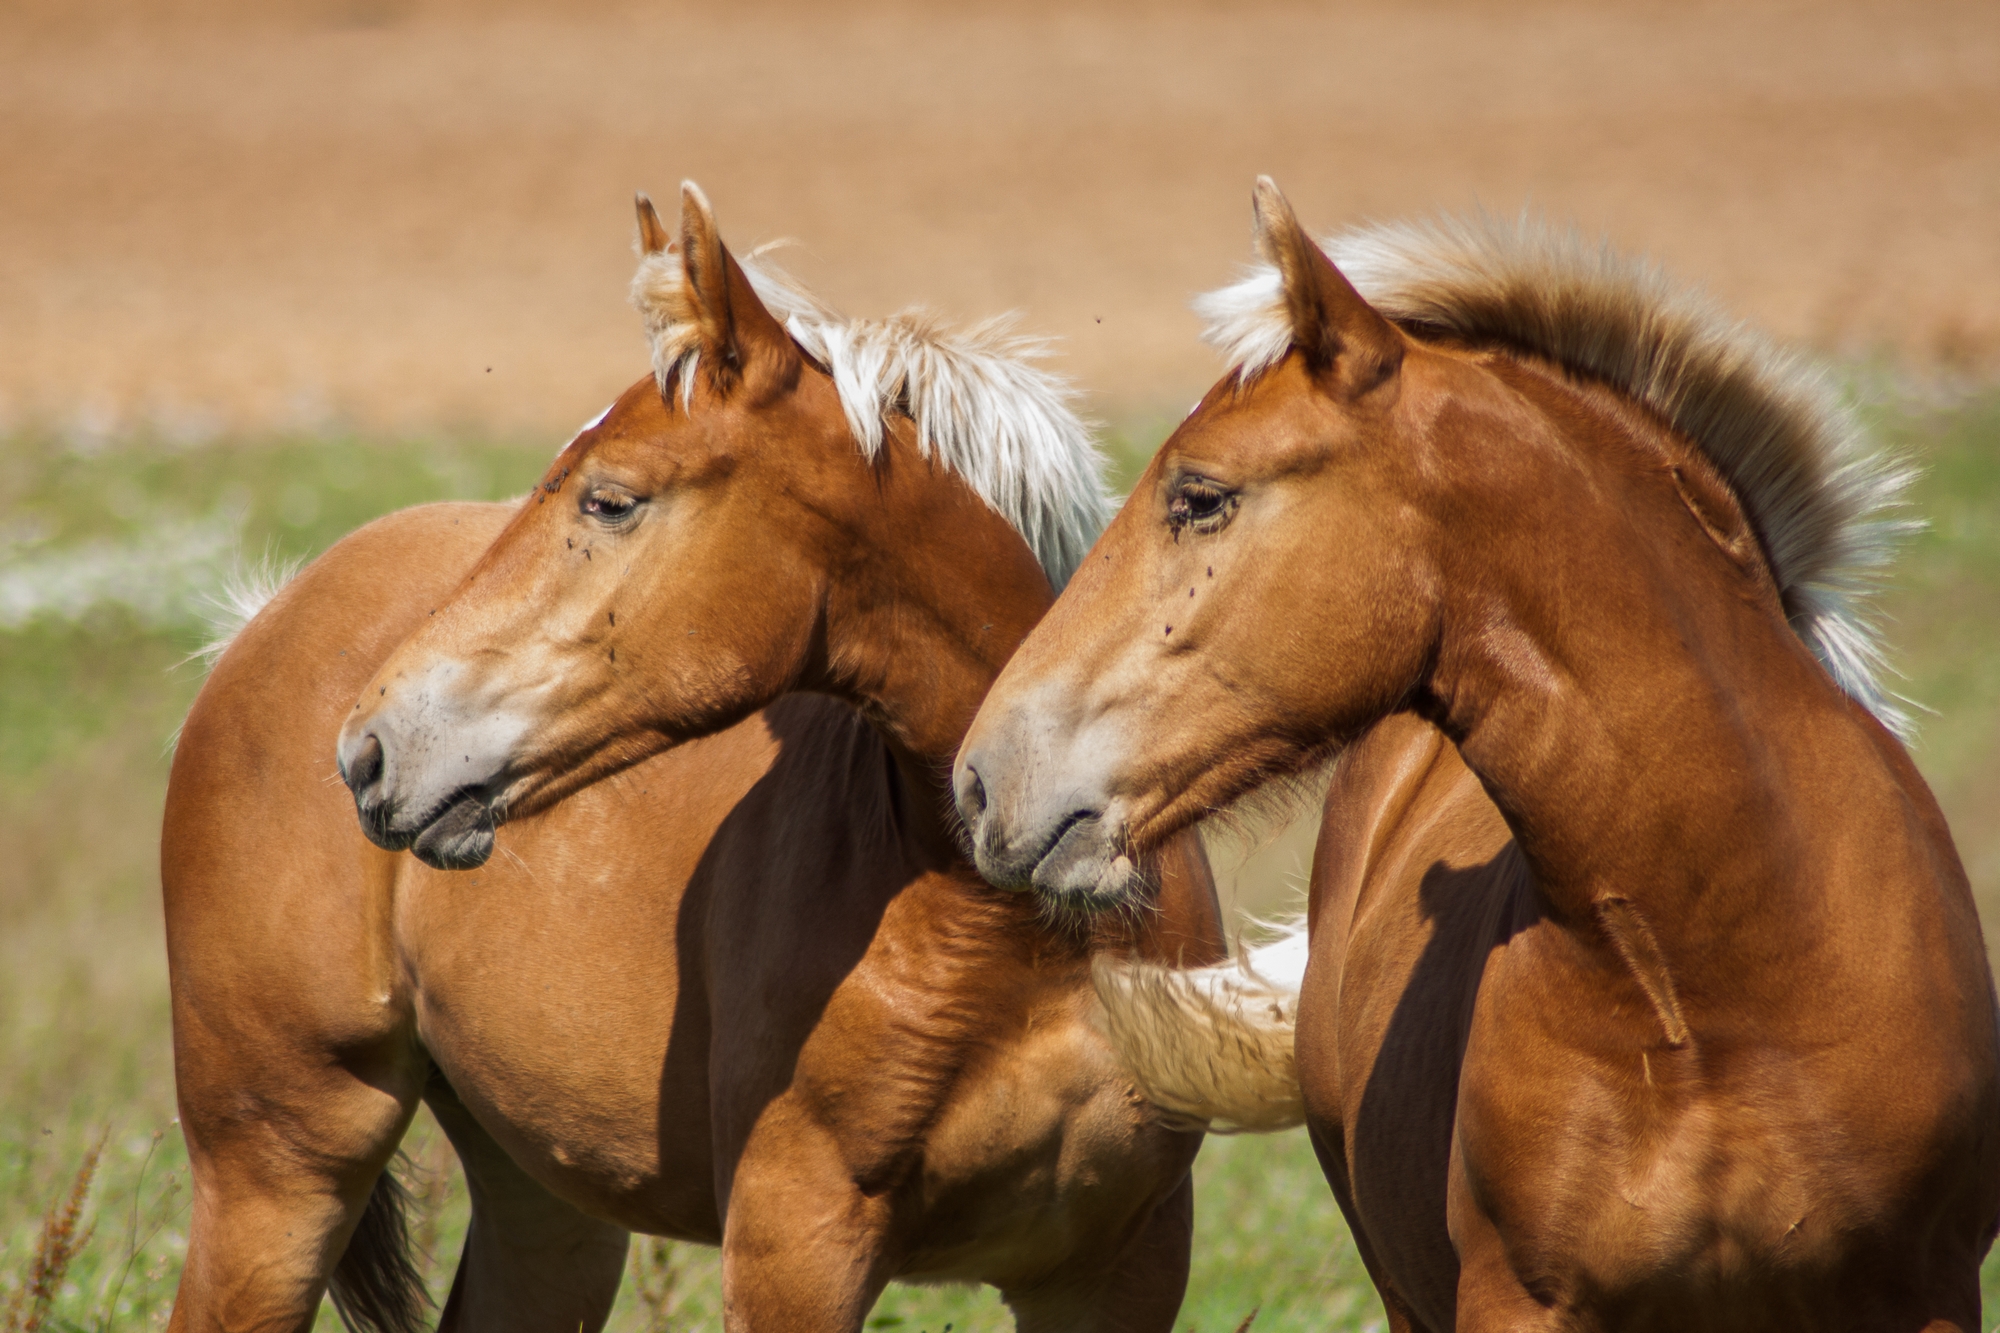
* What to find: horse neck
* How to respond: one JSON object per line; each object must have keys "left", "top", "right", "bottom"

{"left": 806, "top": 424, "right": 1057, "bottom": 860}
{"left": 1420, "top": 365, "right": 1934, "bottom": 957}
{"left": 817, "top": 426, "right": 1227, "bottom": 963}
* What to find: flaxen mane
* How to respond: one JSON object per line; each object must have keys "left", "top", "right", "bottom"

{"left": 202, "top": 246, "right": 1111, "bottom": 676}
{"left": 632, "top": 245, "right": 1110, "bottom": 590}
{"left": 1197, "top": 211, "right": 1915, "bottom": 735}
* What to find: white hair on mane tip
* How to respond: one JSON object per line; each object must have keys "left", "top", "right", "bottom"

{"left": 1194, "top": 212, "right": 1918, "bottom": 736}
{"left": 631, "top": 245, "right": 1110, "bottom": 590}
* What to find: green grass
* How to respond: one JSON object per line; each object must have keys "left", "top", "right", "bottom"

{"left": 1879, "top": 394, "right": 2000, "bottom": 906}
{"left": 0, "top": 430, "right": 565, "bottom": 1331}
{"left": 0, "top": 390, "right": 1996, "bottom": 1329}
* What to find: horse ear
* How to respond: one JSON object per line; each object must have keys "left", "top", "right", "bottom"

{"left": 677, "top": 181, "right": 798, "bottom": 394}
{"left": 1251, "top": 177, "right": 1402, "bottom": 394}
{"left": 635, "top": 191, "right": 673, "bottom": 256}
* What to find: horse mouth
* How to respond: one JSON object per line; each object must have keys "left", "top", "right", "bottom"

{"left": 356, "top": 785, "right": 499, "bottom": 871}
{"left": 1030, "top": 813, "right": 1132, "bottom": 898}
{"left": 973, "top": 808, "right": 1146, "bottom": 911}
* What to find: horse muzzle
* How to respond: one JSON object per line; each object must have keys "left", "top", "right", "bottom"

{"left": 336, "top": 663, "right": 531, "bottom": 871}
{"left": 955, "top": 707, "right": 1144, "bottom": 909}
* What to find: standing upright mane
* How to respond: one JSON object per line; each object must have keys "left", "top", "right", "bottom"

{"left": 632, "top": 245, "right": 1110, "bottom": 590}
{"left": 1195, "top": 213, "right": 1916, "bottom": 735}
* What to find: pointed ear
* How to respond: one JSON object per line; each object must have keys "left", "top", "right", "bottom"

{"left": 635, "top": 191, "right": 673, "bottom": 256}
{"left": 677, "top": 181, "right": 799, "bottom": 395}
{"left": 1251, "top": 177, "right": 1402, "bottom": 393}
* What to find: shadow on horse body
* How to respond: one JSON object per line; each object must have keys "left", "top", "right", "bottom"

{"left": 1296, "top": 718, "right": 1527, "bottom": 1328}
{"left": 163, "top": 186, "right": 1221, "bottom": 1333}
{"left": 959, "top": 180, "right": 2000, "bottom": 1331}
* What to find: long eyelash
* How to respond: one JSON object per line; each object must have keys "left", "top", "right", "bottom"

{"left": 1168, "top": 481, "right": 1234, "bottom": 534}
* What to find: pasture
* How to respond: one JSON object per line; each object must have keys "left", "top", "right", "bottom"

{"left": 2, "top": 388, "right": 1996, "bottom": 1329}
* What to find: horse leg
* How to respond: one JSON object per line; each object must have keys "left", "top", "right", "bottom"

{"left": 424, "top": 1077, "right": 630, "bottom": 1333}
{"left": 1304, "top": 1122, "right": 1443, "bottom": 1333}
{"left": 714, "top": 1138, "right": 895, "bottom": 1333}
{"left": 168, "top": 1039, "right": 424, "bottom": 1333}
{"left": 1001, "top": 1172, "right": 1194, "bottom": 1333}
{"left": 1377, "top": 1288, "right": 1438, "bottom": 1333}
{"left": 1450, "top": 1247, "right": 1566, "bottom": 1333}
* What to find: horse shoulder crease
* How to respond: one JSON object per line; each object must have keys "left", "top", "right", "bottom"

{"left": 1594, "top": 894, "right": 1689, "bottom": 1048}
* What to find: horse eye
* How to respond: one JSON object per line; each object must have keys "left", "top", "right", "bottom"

{"left": 1167, "top": 478, "right": 1235, "bottom": 533}
{"left": 582, "top": 490, "right": 637, "bottom": 522}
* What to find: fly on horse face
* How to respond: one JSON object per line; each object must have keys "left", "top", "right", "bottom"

{"left": 163, "top": 184, "right": 1223, "bottom": 1333}
{"left": 957, "top": 179, "right": 2000, "bottom": 1331}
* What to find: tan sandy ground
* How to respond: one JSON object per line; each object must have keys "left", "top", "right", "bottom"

{"left": 3, "top": 0, "right": 1997, "bottom": 440}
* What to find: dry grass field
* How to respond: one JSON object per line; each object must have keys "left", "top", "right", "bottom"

{"left": 2, "top": 0, "right": 1997, "bottom": 1328}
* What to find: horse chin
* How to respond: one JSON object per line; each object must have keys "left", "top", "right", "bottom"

{"left": 1028, "top": 822, "right": 1144, "bottom": 912}
{"left": 1033, "top": 871, "right": 1144, "bottom": 916}
{"left": 408, "top": 792, "right": 499, "bottom": 871}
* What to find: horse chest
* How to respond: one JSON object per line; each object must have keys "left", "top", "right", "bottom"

{"left": 893, "top": 1004, "right": 1190, "bottom": 1281}
{"left": 1445, "top": 983, "right": 1989, "bottom": 1325}
{"left": 1324, "top": 879, "right": 1955, "bottom": 1326}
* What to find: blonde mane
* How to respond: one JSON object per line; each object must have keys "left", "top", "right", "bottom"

{"left": 632, "top": 247, "right": 1110, "bottom": 590}
{"left": 1195, "top": 213, "right": 1916, "bottom": 735}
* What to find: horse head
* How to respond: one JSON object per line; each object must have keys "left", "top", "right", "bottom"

{"left": 956, "top": 178, "right": 1441, "bottom": 905}
{"left": 336, "top": 183, "right": 1077, "bottom": 869}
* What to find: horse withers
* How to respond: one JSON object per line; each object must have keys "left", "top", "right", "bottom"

{"left": 956, "top": 179, "right": 2000, "bottom": 1331}
{"left": 163, "top": 184, "right": 1222, "bottom": 1333}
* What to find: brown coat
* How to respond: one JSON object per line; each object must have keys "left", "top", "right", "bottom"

{"left": 163, "top": 187, "right": 1222, "bottom": 1333}
{"left": 959, "top": 181, "right": 2000, "bottom": 1331}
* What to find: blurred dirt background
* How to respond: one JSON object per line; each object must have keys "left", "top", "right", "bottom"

{"left": 4, "top": 0, "right": 1998, "bottom": 440}
{"left": 2, "top": 2, "right": 1998, "bottom": 1327}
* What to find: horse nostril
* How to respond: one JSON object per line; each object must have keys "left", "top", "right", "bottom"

{"left": 957, "top": 765, "right": 988, "bottom": 824}
{"left": 345, "top": 733, "right": 384, "bottom": 793}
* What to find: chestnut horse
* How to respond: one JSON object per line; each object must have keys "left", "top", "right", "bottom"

{"left": 163, "top": 184, "right": 1222, "bottom": 1333}
{"left": 956, "top": 179, "right": 2000, "bottom": 1330}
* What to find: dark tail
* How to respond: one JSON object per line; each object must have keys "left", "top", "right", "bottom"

{"left": 328, "top": 1166, "right": 432, "bottom": 1333}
